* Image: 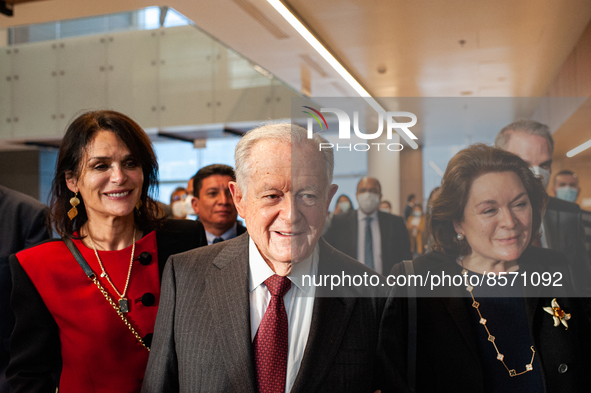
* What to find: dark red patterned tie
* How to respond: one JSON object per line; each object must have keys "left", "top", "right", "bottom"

{"left": 253, "top": 274, "right": 292, "bottom": 393}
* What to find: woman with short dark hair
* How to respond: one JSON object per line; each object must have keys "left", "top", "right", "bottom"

{"left": 7, "top": 110, "right": 206, "bottom": 393}
{"left": 380, "top": 144, "right": 591, "bottom": 392}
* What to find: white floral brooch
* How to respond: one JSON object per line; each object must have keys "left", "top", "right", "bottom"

{"left": 543, "top": 298, "right": 571, "bottom": 330}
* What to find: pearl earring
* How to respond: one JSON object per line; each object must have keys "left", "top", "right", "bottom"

{"left": 456, "top": 233, "right": 464, "bottom": 241}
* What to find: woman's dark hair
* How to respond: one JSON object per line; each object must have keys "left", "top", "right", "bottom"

{"left": 50, "top": 110, "right": 162, "bottom": 237}
{"left": 429, "top": 143, "right": 547, "bottom": 257}
{"left": 336, "top": 194, "right": 353, "bottom": 205}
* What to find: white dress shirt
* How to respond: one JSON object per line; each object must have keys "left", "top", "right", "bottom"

{"left": 249, "top": 237, "right": 317, "bottom": 393}
{"left": 356, "top": 209, "right": 383, "bottom": 274}
{"left": 205, "top": 222, "right": 238, "bottom": 245}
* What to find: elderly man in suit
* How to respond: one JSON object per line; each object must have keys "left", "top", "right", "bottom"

{"left": 324, "top": 177, "right": 412, "bottom": 275}
{"left": 142, "top": 123, "right": 386, "bottom": 393}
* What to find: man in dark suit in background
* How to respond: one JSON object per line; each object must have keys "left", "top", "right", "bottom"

{"left": 495, "top": 119, "right": 589, "bottom": 293}
{"left": 142, "top": 123, "right": 386, "bottom": 393}
{"left": 324, "top": 177, "right": 412, "bottom": 275}
{"left": 189, "top": 164, "right": 246, "bottom": 244}
{"left": 0, "top": 185, "right": 51, "bottom": 393}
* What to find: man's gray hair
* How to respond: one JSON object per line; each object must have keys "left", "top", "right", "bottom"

{"left": 234, "top": 122, "right": 334, "bottom": 195}
{"left": 495, "top": 119, "right": 554, "bottom": 155}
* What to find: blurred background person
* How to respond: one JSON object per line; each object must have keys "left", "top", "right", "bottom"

{"left": 404, "top": 193, "right": 416, "bottom": 221}
{"left": 380, "top": 200, "right": 393, "bottom": 214}
{"left": 0, "top": 185, "right": 51, "bottom": 393}
{"left": 169, "top": 186, "right": 188, "bottom": 219}
{"left": 333, "top": 194, "right": 353, "bottom": 215}
{"left": 7, "top": 110, "right": 206, "bottom": 393}
{"left": 552, "top": 170, "right": 580, "bottom": 204}
{"left": 189, "top": 164, "right": 245, "bottom": 244}
{"left": 495, "top": 120, "right": 589, "bottom": 293}
{"left": 322, "top": 194, "right": 353, "bottom": 235}
{"left": 380, "top": 144, "right": 591, "bottom": 392}
{"left": 324, "top": 177, "right": 411, "bottom": 274}
{"left": 406, "top": 203, "right": 425, "bottom": 256}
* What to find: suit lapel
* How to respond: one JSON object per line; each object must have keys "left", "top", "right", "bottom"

{"left": 291, "top": 296, "right": 354, "bottom": 393}
{"left": 542, "top": 213, "right": 557, "bottom": 249}
{"left": 207, "top": 235, "right": 257, "bottom": 392}
{"left": 291, "top": 241, "right": 356, "bottom": 393}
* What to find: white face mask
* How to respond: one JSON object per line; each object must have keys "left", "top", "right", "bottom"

{"left": 338, "top": 201, "right": 351, "bottom": 213}
{"left": 357, "top": 192, "right": 380, "bottom": 214}
{"left": 172, "top": 201, "right": 187, "bottom": 218}
{"left": 184, "top": 194, "right": 196, "bottom": 216}
{"left": 530, "top": 166, "right": 551, "bottom": 190}
{"left": 379, "top": 208, "right": 391, "bottom": 213}
{"left": 556, "top": 186, "right": 578, "bottom": 203}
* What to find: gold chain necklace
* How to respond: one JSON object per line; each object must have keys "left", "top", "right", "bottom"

{"left": 459, "top": 259, "right": 536, "bottom": 377}
{"left": 88, "top": 227, "right": 136, "bottom": 313}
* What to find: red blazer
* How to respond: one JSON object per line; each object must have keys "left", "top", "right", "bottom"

{"left": 8, "top": 220, "right": 206, "bottom": 393}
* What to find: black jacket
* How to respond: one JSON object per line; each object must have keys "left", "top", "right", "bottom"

{"left": 379, "top": 248, "right": 591, "bottom": 393}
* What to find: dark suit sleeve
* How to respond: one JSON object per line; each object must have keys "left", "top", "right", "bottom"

{"left": 22, "top": 207, "right": 51, "bottom": 249}
{"left": 378, "top": 262, "right": 411, "bottom": 393}
{"left": 396, "top": 216, "right": 413, "bottom": 262}
{"left": 142, "top": 257, "right": 180, "bottom": 393}
{"left": 7, "top": 255, "right": 60, "bottom": 393}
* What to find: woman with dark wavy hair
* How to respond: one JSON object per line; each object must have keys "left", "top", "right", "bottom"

{"left": 7, "top": 110, "right": 206, "bottom": 393}
{"left": 380, "top": 144, "right": 591, "bottom": 392}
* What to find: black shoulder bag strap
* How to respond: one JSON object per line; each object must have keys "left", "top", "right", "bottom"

{"left": 403, "top": 259, "right": 417, "bottom": 393}
{"left": 63, "top": 237, "right": 95, "bottom": 279}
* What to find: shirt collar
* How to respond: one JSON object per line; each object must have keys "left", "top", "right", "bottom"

{"left": 357, "top": 208, "right": 378, "bottom": 221}
{"left": 205, "top": 222, "right": 238, "bottom": 244}
{"left": 248, "top": 237, "right": 317, "bottom": 295}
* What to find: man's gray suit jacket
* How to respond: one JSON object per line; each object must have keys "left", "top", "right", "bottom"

{"left": 141, "top": 233, "right": 386, "bottom": 393}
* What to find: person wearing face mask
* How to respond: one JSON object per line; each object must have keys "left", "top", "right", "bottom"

{"left": 169, "top": 187, "right": 188, "bottom": 219}
{"left": 553, "top": 170, "right": 580, "bottom": 204}
{"left": 324, "top": 177, "right": 412, "bottom": 275}
{"left": 495, "top": 120, "right": 589, "bottom": 293}
{"left": 334, "top": 194, "right": 353, "bottom": 214}
{"left": 322, "top": 194, "right": 353, "bottom": 235}
{"left": 380, "top": 200, "right": 393, "bottom": 214}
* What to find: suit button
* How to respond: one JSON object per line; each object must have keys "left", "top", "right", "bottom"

{"left": 138, "top": 251, "right": 152, "bottom": 265}
{"left": 558, "top": 363, "right": 568, "bottom": 373}
{"left": 143, "top": 333, "right": 153, "bottom": 348}
{"left": 141, "top": 293, "right": 156, "bottom": 306}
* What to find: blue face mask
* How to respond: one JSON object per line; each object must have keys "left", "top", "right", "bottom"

{"left": 556, "top": 186, "right": 578, "bottom": 203}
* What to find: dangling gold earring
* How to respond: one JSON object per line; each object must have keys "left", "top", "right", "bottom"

{"left": 135, "top": 199, "right": 143, "bottom": 210}
{"left": 68, "top": 192, "right": 80, "bottom": 220}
